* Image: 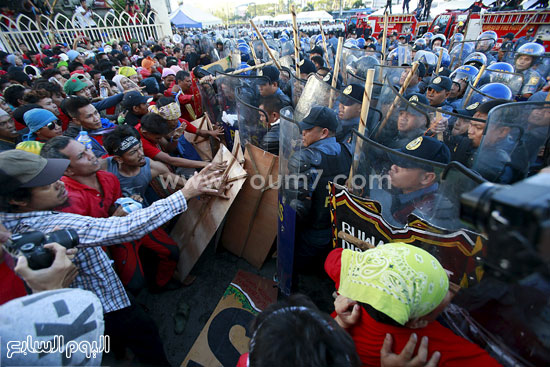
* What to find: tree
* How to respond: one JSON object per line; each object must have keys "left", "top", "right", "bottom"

{"left": 352, "top": 0, "right": 364, "bottom": 8}
{"left": 302, "top": 2, "right": 314, "bottom": 11}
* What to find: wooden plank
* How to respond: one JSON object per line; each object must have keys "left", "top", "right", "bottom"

{"left": 170, "top": 144, "right": 247, "bottom": 281}
{"left": 183, "top": 115, "right": 215, "bottom": 162}
{"left": 222, "top": 144, "right": 279, "bottom": 268}
{"left": 181, "top": 270, "right": 277, "bottom": 367}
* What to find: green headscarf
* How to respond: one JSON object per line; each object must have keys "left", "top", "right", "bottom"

{"left": 338, "top": 243, "right": 449, "bottom": 326}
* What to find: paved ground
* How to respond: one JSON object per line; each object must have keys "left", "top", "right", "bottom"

{"left": 134, "top": 238, "right": 335, "bottom": 367}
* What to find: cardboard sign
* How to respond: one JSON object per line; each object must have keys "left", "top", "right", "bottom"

{"left": 183, "top": 115, "right": 215, "bottom": 161}
{"left": 171, "top": 145, "right": 247, "bottom": 281}
{"left": 181, "top": 270, "right": 277, "bottom": 367}
{"left": 222, "top": 144, "right": 279, "bottom": 268}
{"left": 329, "top": 183, "right": 486, "bottom": 288}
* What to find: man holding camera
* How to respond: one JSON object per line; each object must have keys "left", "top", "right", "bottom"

{"left": 0, "top": 149, "right": 224, "bottom": 365}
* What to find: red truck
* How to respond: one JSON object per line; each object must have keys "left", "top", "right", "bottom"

{"left": 428, "top": 10, "right": 550, "bottom": 49}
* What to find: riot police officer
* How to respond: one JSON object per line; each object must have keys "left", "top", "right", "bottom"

{"left": 289, "top": 106, "right": 352, "bottom": 273}
{"left": 514, "top": 42, "right": 546, "bottom": 99}
{"left": 425, "top": 75, "right": 454, "bottom": 112}
{"left": 336, "top": 83, "right": 364, "bottom": 147}
{"left": 475, "top": 31, "right": 498, "bottom": 65}
{"left": 258, "top": 65, "right": 292, "bottom": 107}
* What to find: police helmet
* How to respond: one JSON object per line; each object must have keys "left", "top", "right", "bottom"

{"left": 423, "top": 32, "right": 433, "bottom": 41}
{"left": 487, "top": 62, "right": 514, "bottom": 73}
{"left": 450, "top": 65, "right": 479, "bottom": 82}
{"left": 357, "top": 37, "right": 366, "bottom": 49}
{"left": 431, "top": 34, "right": 447, "bottom": 49}
{"left": 471, "top": 82, "right": 513, "bottom": 105}
{"left": 450, "top": 33, "right": 464, "bottom": 44}
{"left": 432, "top": 46, "right": 451, "bottom": 67}
{"left": 464, "top": 52, "right": 487, "bottom": 69}
{"left": 414, "top": 38, "right": 427, "bottom": 50}
{"left": 475, "top": 30, "right": 497, "bottom": 53}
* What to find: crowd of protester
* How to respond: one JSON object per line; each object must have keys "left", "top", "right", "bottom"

{"left": 0, "top": 12, "right": 548, "bottom": 366}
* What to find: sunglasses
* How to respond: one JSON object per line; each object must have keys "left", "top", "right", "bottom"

{"left": 46, "top": 120, "right": 61, "bottom": 130}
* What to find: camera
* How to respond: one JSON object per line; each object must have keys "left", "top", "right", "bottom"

{"left": 3, "top": 229, "right": 79, "bottom": 270}
{"left": 460, "top": 173, "right": 550, "bottom": 280}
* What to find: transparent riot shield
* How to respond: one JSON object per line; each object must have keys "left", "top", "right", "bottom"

{"left": 372, "top": 81, "right": 431, "bottom": 149}
{"left": 280, "top": 56, "right": 294, "bottom": 70}
{"left": 294, "top": 73, "right": 356, "bottom": 121}
{"left": 478, "top": 69, "right": 524, "bottom": 96}
{"left": 505, "top": 52, "right": 550, "bottom": 79}
{"left": 281, "top": 39, "right": 294, "bottom": 58}
{"left": 375, "top": 65, "right": 412, "bottom": 89}
{"left": 341, "top": 46, "right": 382, "bottom": 84}
{"left": 220, "top": 39, "right": 236, "bottom": 59}
{"left": 277, "top": 106, "right": 302, "bottom": 295}
{"left": 448, "top": 40, "right": 476, "bottom": 68}
{"left": 251, "top": 39, "right": 279, "bottom": 63}
{"left": 199, "top": 36, "right": 219, "bottom": 62}
{"left": 289, "top": 71, "right": 307, "bottom": 108}
{"left": 345, "top": 131, "right": 485, "bottom": 271}
{"left": 472, "top": 102, "right": 550, "bottom": 184}
{"left": 235, "top": 85, "right": 271, "bottom": 151}
{"left": 214, "top": 73, "right": 270, "bottom": 151}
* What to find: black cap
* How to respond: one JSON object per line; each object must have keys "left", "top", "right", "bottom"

{"left": 436, "top": 67, "right": 451, "bottom": 77}
{"left": 122, "top": 91, "right": 149, "bottom": 109}
{"left": 340, "top": 83, "right": 364, "bottom": 105}
{"left": 395, "top": 136, "right": 451, "bottom": 168}
{"left": 455, "top": 101, "right": 480, "bottom": 117}
{"left": 260, "top": 65, "right": 280, "bottom": 84}
{"left": 299, "top": 106, "right": 339, "bottom": 132}
{"left": 402, "top": 63, "right": 426, "bottom": 78}
{"left": 307, "top": 46, "right": 324, "bottom": 56}
{"left": 298, "top": 58, "right": 316, "bottom": 75}
{"left": 400, "top": 93, "right": 429, "bottom": 111}
{"left": 427, "top": 76, "right": 452, "bottom": 92}
{"left": 503, "top": 32, "right": 514, "bottom": 40}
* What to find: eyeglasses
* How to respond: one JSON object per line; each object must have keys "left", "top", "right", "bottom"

{"left": 46, "top": 120, "right": 61, "bottom": 130}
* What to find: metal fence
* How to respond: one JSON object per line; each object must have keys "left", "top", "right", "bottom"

{"left": 0, "top": 11, "right": 164, "bottom": 53}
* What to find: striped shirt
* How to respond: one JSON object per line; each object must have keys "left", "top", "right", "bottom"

{"left": 1, "top": 191, "right": 187, "bottom": 313}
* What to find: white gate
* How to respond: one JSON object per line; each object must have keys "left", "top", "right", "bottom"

{"left": 0, "top": 11, "right": 164, "bottom": 53}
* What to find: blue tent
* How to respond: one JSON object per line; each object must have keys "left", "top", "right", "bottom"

{"left": 170, "top": 9, "right": 202, "bottom": 28}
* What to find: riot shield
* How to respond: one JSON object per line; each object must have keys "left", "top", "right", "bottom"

{"left": 478, "top": 69, "right": 524, "bottom": 96}
{"left": 448, "top": 40, "right": 476, "bottom": 69}
{"left": 199, "top": 35, "right": 220, "bottom": 62}
{"left": 280, "top": 39, "right": 294, "bottom": 58}
{"left": 214, "top": 73, "right": 270, "bottom": 151}
{"left": 374, "top": 65, "right": 412, "bottom": 89}
{"left": 235, "top": 85, "right": 270, "bottom": 151}
{"left": 471, "top": 102, "right": 550, "bottom": 184}
{"left": 341, "top": 46, "right": 382, "bottom": 84}
{"left": 277, "top": 106, "right": 302, "bottom": 295}
{"left": 372, "top": 81, "right": 431, "bottom": 149}
{"left": 289, "top": 71, "right": 307, "bottom": 108}
{"left": 343, "top": 132, "right": 485, "bottom": 273}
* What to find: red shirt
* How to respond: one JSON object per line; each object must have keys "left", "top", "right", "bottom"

{"left": 135, "top": 123, "right": 161, "bottom": 159}
{"left": 58, "top": 171, "right": 122, "bottom": 218}
{"left": 325, "top": 249, "right": 501, "bottom": 367}
{"left": 0, "top": 261, "right": 27, "bottom": 305}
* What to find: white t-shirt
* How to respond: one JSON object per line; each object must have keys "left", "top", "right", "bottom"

{"left": 75, "top": 5, "right": 97, "bottom": 28}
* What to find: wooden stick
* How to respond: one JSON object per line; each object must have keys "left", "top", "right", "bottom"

{"left": 212, "top": 60, "right": 274, "bottom": 81}
{"left": 185, "top": 104, "right": 197, "bottom": 121}
{"left": 328, "top": 37, "right": 344, "bottom": 109}
{"left": 319, "top": 19, "right": 331, "bottom": 68}
{"left": 348, "top": 68, "right": 375, "bottom": 185}
{"left": 338, "top": 231, "right": 374, "bottom": 250}
{"left": 249, "top": 20, "right": 282, "bottom": 70}
{"left": 435, "top": 47, "right": 444, "bottom": 75}
{"left": 332, "top": 37, "right": 344, "bottom": 89}
{"left": 450, "top": 55, "right": 456, "bottom": 70}
{"left": 375, "top": 62, "right": 420, "bottom": 140}
{"left": 462, "top": 64, "right": 487, "bottom": 107}
{"left": 291, "top": 6, "right": 300, "bottom": 77}
{"left": 380, "top": 13, "right": 388, "bottom": 76}
{"left": 249, "top": 42, "right": 260, "bottom": 65}
{"left": 435, "top": 111, "right": 443, "bottom": 141}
